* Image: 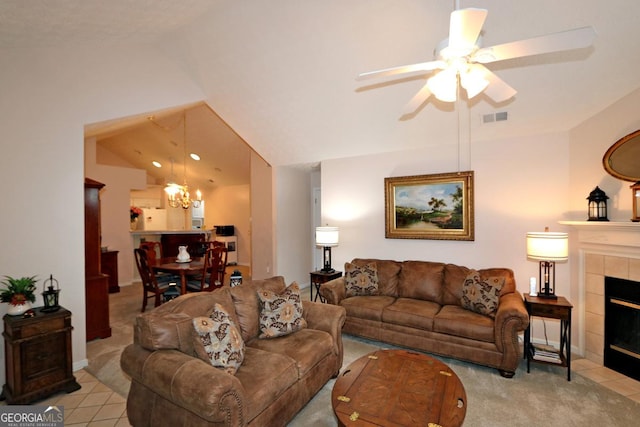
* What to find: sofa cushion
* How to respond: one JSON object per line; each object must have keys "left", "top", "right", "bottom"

{"left": 382, "top": 298, "right": 440, "bottom": 331}
{"left": 248, "top": 328, "right": 334, "bottom": 377}
{"left": 461, "top": 270, "right": 505, "bottom": 318}
{"left": 258, "top": 282, "right": 307, "bottom": 338}
{"left": 442, "top": 263, "right": 471, "bottom": 306}
{"left": 230, "top": 276, "right": 286, "bottom": 342}
{"left": 341, "top": 296, "right": 396, "bottom": 321}
{"left": 135, "top": 289, "right": 239, "bottom": 355}
{"left": 350, "top": 258, "right": 402, "bottom": 296}
{"left": 397, "top": 261, "right": 445, "bottom": 304}
{"left": 433, "top": 305, "right": 495, "bottom": 343}
{"left": 192, "top": 303, "right": 245, "bottom": 375}
{"left": 345, "top": 262, "right": 379, "bottom": 297}
{"left": 234, "top": 347, "right": 298, "bottom": 421}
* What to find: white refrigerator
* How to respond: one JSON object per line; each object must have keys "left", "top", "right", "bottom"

{"left": 140, "top": 208, "right": 167, "bottom": 230}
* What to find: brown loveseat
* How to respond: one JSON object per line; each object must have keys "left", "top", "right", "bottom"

{"left": 319, "top": 258, "right": 529, "bottom": 377}
{"left": 120, "top": 276, "right": 346, "bottom": 426}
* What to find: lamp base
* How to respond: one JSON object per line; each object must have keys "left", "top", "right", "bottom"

{"left": 320, "top": 267, "right": 335, "bottom": 273}
{"left": 536, "top": 293, "right": 557, "bottom": 299}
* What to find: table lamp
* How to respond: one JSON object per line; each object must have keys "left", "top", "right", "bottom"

{"left": 316, "top": 226, "right": 339, "bottom": 273}
{"left": 526, "top": 228, "right": 568, "bottom": 299}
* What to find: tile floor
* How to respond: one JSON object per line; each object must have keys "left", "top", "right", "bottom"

{"left": 1, "top": 369, "right": 131, "bottom": 426}
{"left": 572, "top": 357, "right": 640, "bottom": 403}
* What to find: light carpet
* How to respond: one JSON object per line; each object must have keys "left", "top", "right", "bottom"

{"left": 86, "top": 285, "right": 640, "bottom": 426}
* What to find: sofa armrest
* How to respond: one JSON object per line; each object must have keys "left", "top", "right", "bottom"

{"left": 494, "top": 291, "right": 529, "bottom": 354}
{"left": 121, "top": 344, "right": 246, "bottom": 425}
{"left": 319, "top": 277, "right": 347, "bottom": 305}
{"left": 303, "top": 300, "right": 346, "bottom": 368}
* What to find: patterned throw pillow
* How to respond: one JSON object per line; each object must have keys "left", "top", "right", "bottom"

{"left": 257, "top": 282, "right": 307, "bottom": 339}
{"left": 345, "top": 262, "right": 379, "bottom": 297}
{"left": 460, "top": 270, "right": 505, "bottom": 318}
{"left": 192, "top": 303, "right": 245, "bottom": 375}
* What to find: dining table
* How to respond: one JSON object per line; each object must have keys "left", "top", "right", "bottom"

{"left": 152, "top": 257, "right": 204, "bottom": 295}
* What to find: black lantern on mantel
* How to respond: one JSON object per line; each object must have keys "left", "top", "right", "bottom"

{"left": 587, "top": 186, "right": 609, "bottom": 221}
{"left": 41, "top": 274, "right": 61, "bottom": 312}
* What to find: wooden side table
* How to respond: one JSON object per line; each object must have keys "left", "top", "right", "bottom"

{"left": 309, "top": 270, "right": 342, "bottom": 302}
{"left": 2, "top": 307, "right": 81, "bottom": 404}
{"left": 523, "top": 294, "right": 573, "bottom": 381}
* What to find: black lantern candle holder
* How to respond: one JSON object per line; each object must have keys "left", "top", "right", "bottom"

{"left": 41, "top": 274, "right": 61, "bottom": 312}
{"left": 587, "top": 186, "right": 609, "bottom": 221}
{"left": 230, "top": 270, "right": 243, "bottom": 287}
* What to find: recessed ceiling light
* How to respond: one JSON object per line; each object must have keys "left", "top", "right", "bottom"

{"left": 190, "top": 153, "right": 200, "bottom": 161}
{"left": 152, "top": 161, "right": 162, "bottom": 168}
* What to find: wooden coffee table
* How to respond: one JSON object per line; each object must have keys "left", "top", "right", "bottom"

{"left": 332, "top": 349, "right": 466, "bottom": 427}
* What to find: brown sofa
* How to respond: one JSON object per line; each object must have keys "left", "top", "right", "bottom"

{"left": 120, "top": 276, "right": 346, "bottom": 427}
{"left": 319, "top": 259, "right": 529, "bottom": 377}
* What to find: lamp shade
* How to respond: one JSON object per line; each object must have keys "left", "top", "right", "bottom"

{"left": 526, "top": 232, "right": 569, "bottom": 261}
{"left": 316, "top": 226, "right": 339, "bottom": 247}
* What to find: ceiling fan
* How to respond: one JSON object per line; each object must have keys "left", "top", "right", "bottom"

{"left": 357, "top": 6, "right": 596, "bottom": 114}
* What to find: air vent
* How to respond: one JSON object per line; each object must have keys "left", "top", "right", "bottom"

{"left": 482, "top": 111, "right": 508, "bottom": 124}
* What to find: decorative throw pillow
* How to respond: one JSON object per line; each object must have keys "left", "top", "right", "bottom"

{"left": 257, "top": 282, "right": 307, "bottom": 339}
{"left": 192, "top": 303, "right": 245, "bottom": 375}
{"left": 345, "top": 262, "right": 379, "bottom": 297}
{"left": 460, "top": 270, "right": 505, "bottom": 318}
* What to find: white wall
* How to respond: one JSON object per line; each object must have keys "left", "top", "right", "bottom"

{"left": 0, "top": 43, "right": 206, "bottom": 381}
{"left": 321, "top": 133, "right": 570, "bottom": 279}
{"left": 568, "top": 88, "right": 640, "bottom": 219}
{"left": 275, "top": 165, "right": 313, "bottom": 286}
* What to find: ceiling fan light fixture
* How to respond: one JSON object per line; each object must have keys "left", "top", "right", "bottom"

{"left": 460, "top": 66, "right": 489, "bottom": 99}
{"left": 427, "top": 68, "right": 457, "bottom": 102}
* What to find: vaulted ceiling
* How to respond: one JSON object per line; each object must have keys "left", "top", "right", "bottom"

{"left": 3, "top": 1, "right": 640, "bottom": 177}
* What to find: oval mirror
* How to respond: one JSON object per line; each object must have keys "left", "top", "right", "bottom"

{"left": 603, "top": 129, "right": 640, "bottom": 182}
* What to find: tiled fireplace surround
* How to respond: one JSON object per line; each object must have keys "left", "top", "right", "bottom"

{"left": 563, "top": 221, "right": 640, "bottom": 367}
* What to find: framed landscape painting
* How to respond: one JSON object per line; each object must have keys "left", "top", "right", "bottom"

{"left": 385, "top": 171, "right": 474, "bottom": 240}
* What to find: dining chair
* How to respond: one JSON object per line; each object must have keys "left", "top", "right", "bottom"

{"left": 186, "top": 246, "right": 228, "bottom": 292}
{"left": 139, "top": 241, "right": 163, "bottom": 265}
{"left": 134, "top": 248, "right": 176, "bottom": 312}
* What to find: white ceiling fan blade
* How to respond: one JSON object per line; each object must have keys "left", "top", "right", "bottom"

{"left": 476, "top": 65, "right": 517, "bottom": 102}
{"left": 473, "top": 26, "right": 596, "bottom": 64}
{"left": 357, "top": 60, "right": 445, "bottom": 80}
{"left": 401, "top": 82, "right": 433, "bottom": 115}
{"left": 448, "top": 8, "right": 488, "bottom": 54}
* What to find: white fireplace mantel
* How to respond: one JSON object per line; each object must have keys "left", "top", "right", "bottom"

{"left": 559, "top": 221, "right": 640, "bottom": 249}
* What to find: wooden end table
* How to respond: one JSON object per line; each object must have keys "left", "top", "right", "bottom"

{"left": 309, "top": 270, "right": 342, "bottom": 302}
{"left": 2, "top": 307, "right": 81, "bottom": 404}
{"left": 523, "top": 294, "right": 573, "bottom": 381}
{"left": 332, "top": 349, "right": 467, "bottom": 427}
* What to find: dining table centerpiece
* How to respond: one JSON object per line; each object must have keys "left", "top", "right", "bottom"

{"left": 130, "top": 206, "right": 142, "bottom": 231}
{"left": 1, "top": 275, "right": 38, "bottom": 316}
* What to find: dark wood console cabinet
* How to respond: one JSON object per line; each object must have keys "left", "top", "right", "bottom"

{"left": 2, "top": 307, "right": 81, "bottom": 404}
{"left": 101, "top": 250, "right": 120, "bottom": 293}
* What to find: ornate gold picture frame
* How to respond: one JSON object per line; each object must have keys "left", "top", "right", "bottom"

{"left": 385, "top": 171, "right": 474, "bottom": 240}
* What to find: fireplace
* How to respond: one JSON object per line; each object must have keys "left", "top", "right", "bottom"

{"left": 604, "top": 276, "right": 640, "bottom": 381}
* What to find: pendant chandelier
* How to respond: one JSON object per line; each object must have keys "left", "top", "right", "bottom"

{"left": 164, "top": 112, "right": 202, "bottom": 209}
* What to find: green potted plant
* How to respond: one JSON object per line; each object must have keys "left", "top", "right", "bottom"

{"left": 1, "top": 275, "right": 37, "bottom": 316}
